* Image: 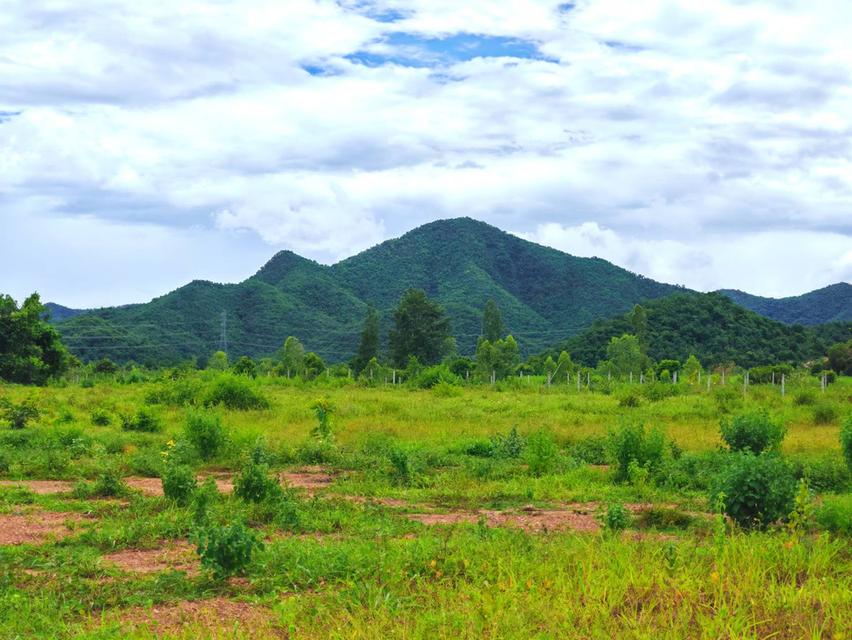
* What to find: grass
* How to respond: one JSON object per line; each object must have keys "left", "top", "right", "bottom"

{"left": 0, "top": 374, "right": 849, "bottom": 638}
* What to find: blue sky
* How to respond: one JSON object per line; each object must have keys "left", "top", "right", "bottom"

{"left": 1, "top": 0, "right": 850, "bottom": 307}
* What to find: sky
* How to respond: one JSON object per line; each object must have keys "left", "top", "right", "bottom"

{"left": 1, "top": 0, "right": 850, "bottom": 308}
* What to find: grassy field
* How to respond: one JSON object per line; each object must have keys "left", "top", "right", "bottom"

{"left": 0, "top": 373, "right": 850, "bottom": 638}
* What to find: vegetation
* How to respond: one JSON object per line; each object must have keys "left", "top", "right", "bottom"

{"left": 388, "top": 289, "right": 452, "bottom": 367}
{"left": 0, "top": 293, "right": 69, "bottom": 384}
{"left": 719, "top": 282, "right": 852, "bottom": 326}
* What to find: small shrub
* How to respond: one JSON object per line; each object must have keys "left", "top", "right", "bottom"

{"left": 310, "top": 399, "right": 334, "bottom": 441}
{"left": 0, "top": 399, "right": 39, "bottom": 430}
{"left": 841, "top": 415, "right": 852, "bottom": 471}
{"left": 432, "top": 381, "right": 462, "bottom": 397}
{"left": 524, "top": 430, "right": 560, "bottom": 477}
{"left": 637, "top": 507, "right": 693, "bottom": 530}
{"left": 793, "top": 390, "right": 816, "bottom": 406}
{"left": 0, "top": 451, "right": 10, "bottom": 473}
{"left": 184, "top": 410, "right": 226, "bottom": 461}
{"left": 798, "top": 455, "right": 850, "bottom": 493}
{"left": 90, "top": 408, "right": 112, "bottom": 426}
{"left": 92, "top": 469, "right": 127, "bottom": 498}
{"left": 713, "top": 386, "right": 741, "bottom": 414}
{"left": 194, "top": 521, "right": 263, "bottom": 578}
{"left": 234, "top": 460, "right": 280, "bottom": 503}
{"left": 812, "top": 404, "right": 837, "bottom": 425}
{"left": 191, "top": 477, "right": 219, "bottom": 526}
{"left": 490, "top": 427, "right": 526, "bottom": 459}
{"left": 618, "top": 391, "right": 642, "bottom": 408}
{"left": 602, "top": 503, "right": 631, "bottom": 532}
{"left": 720, "top": 410, "right": 785, "bottom": 454}
{"left": 570, "top": 436, "right": 608, "bottom": 465}
{"left": 607, "top": 422, "right": 667, "bottom": 482}
{"left": 204, "top": 375, "right": 269, "bottom": 410}
{"left": 120, "top": 407, "right": 162, "bottom": 433}
{"left": 814, "top": 494, "right": 852, "bottom": 535}
{"left": 711, "top": 453, "right": 796, "bottom": 530}
{"left": 388, "top": 448, "right": 415, "bottom": 487}
{"left": 413, "top": 365, "right": 461, "bottom": 389}
{"left": 162, "top": 464, "right": 198, "bottom": 506}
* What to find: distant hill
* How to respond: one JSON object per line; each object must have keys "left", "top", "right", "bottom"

{"left": 44, "top": 303, "right": 86, "bottom": 322}
{"left": 51, "top": 218, "right": 682, "bottom": 364}
{"left": 718, "top": 283, "right": 851, "bottom": 326}
{"left": 555, "top": 292, "right": 851, "bottom": 368}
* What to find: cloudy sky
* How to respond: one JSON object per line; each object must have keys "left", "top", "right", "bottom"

{"left": 1, "top": 0, "right": 850, "bottom": 308}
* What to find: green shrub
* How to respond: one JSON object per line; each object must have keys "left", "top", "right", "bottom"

{"left": 92, "top": 469, "right": 127, "bottom": 497}
{"left": 204, "top": 375, "right": 269, "bottom": 410}
{"left": 388, "top": 448, "right": 416, "bottom": 487}
{"left": 413, "top": 365, "right": 461, "bottom": 389}
{"left": 0, "top": 398, "right": 39, "bottom": 430}
{"left": 0, "top": 451, "right": 10, "bottom": 473}
{"left": 570, "top": 436, "right": 608, "bottom": 465}
{"left": 637, "top": 507, "right": 694, "bottom": 530}
{"left": 490, "top": 426, "right": 526, "bottom": 459}
{"left": 184, "top": 410, "right": 226, "bottom": 461}
{"left": 711, "top": 453, "right": 796, "bottom": 530}
{"left": 607, "top": 422, "right": 667, "bottom": 482}
{"left": 310, "top": 399, "right": 334, "bottom": 441}
{"left": 602, "top": 503, "right": 631, "bottom": 532}
{"left": 194, "top": 521, "right": 263, "bottom": 579}
{"left": 713, "top": 386, "right": 741, "bottom": 414}
{"left": 814, "top": 494, "right": 852, "bottom": 535}
{"left": 191, "top": 477, "right": 219, "bottom": 526}
{"left": 90, "top": 408, "right": 111, "bottom": 426}
{"left": 841, "top": 415, "right": 852, "bottom": 471}
{"left": 162, "top": 464, "right": 197, "bottom": 506}
{"left": 234, "top": 460, "right": 280, "bottom": 503}
{"left": 432, "top": 381, "right": 462, "bottom": 397}
{"left": 797, "top": 455, "right": 850, "bottom": 493}
{"left": 144, "top": 378, "right": 202, "bottom": 407}
{"left": 793, "top": 390, "right": 816, "bottom": 406}
{"left": 120, "top": 407, "right": 162, "bottom": 433}
{"left": 618, "top": 391, "right": 642, "bottom": 408}
{"left": 812, "top": 404, "right": 837, "bottom": 425}
{"left": 524, "top": 430, "right": 560, "bottom": 477}
{"left": 720, "top": 410, "right": 785, "bottom": 454}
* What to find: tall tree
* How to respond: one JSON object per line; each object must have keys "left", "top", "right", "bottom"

{"left": 606, "top": 334, "right": 646, "bottom": 379}
{"left": 353, "top": 307, "right": 380, "bottom": 374}
{"left": 0, "top": 293, "right": 69, "bottom": 385}
{"left": 388, "top": 289, "right": 451, "bottom": 367}
{"left": 628, "top": 304, "right": 648, "bottom": 350}
{"left": 482, "top": 299, "right": 504, "bottom": 343}
{"left": 279, "top": 336, "right": 305, "bottom": 378}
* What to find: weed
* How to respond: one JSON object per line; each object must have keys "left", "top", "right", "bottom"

{"left": 120, "top": 407, "right": 162, "bottom": 433}
{"left": 184, "top": 409, "right": 227, "bottom": 461}
{"left": 234, "top": 460, "right": 280, "bottom": 503}
{"left": 162, "top": 463, "right": 198, "bottom": 506}
{"left": 602, "top": 503, "right": 631, "bottom": 532}
{"left": 194, "top": 520, "right": 263, "bottom": 579}
{"left": 524, "top": 430, "right": 560, "bottom": 476}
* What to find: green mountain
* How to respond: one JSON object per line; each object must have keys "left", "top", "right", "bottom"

{"left": 718, "top": 283, "right": 851, "bottom": 326}
{"left": 555, "top": 292, "right": 851, "bottom": 369}
{"left": 51, "top": 218, "right": 683, "bottom": 364}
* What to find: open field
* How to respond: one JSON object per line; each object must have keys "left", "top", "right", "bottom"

{"left": 1, "top": 374, "right": 850, "bottom": 638}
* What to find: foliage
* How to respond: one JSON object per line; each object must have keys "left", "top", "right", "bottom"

{"left": 91, "top": 469, "right": 127, "bottom": 498}
{"left": 388, "top": 289, "right": 452, "bottom": 367}
{"left": 841, "top": 415, "right": 852, "bottom": 471}
{"left": 120, "top": 407, "right": 162, "bottom": 433}
{"left": 0, "top": 293, "right": 70, "bottom": 384}
{"left": 204, "top": 374, "right": 270, "bottom": 410}
{"left": 826, "top": 339, "right": 852, "bottom": 375}
{"left": 476, "top": 336, "right": 520, "bottom": 381}
{"left": 720, "top": 410, "right": 786, "bottom": 454}
{"left": 606, "top": 334, "right": 646, "bottom": 379}
{"left": 234, "top": 460, "right": 280, "bottom": 503}
{"left": 310, "top": 398, "right": 334, "bottom": 440}
{"left": 279, "top": 336, "right": 305, "bottom": 378}
{"left": 184, "top": 410, "right": 227, "bottom": 461}
{"left": 812, "top": 403, "right": 837, "bottom": 425}
{"left": 720, "top": 283, "right": 852, "bottom": 326}
{"left": 194, "top": 520, "right": 263, "bottom": 579}
{"left": 353, "top": 307, "right": 380, "bottom": 376}
{"left": 413, "top": 364, "right": 461, "bottom": 389}
{"left": 0, "top": 398, "right": 40, "bottom": 429}
{"left": 232, "top": 355, "right": 257, "bottom": 378}
{"left": 302, "top": 352, "right": 325, "bottom": 380}
{"left": 482, "top": 299, "right": 504, "bottom": 343}
{"left": 607, "top": 422, "right": 667, "bottom": 482}
{"left": 90, "top": 407, "right": 112, "bottom": 426}
{"left": 490, "top": 426, "right": 526, "bottom": 459}
{"left": 207, "top": 351, "right": 229, "bottom": 371}
{"left": 711, "top": 453, "right": 797, "bottom": 530}
{"left": 162, "top": 463, "right": 198, "bottom": 506}
{"left": 523, "top": 430, "right": 560, "bottom": 476}
{"left": 602, "top": 503, "right": 631, "bottom": 532}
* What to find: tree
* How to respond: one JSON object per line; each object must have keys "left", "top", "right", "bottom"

{"left": 682, "top": 354, "right": 703, "bottom": 384}
{"left": 303, "top": 352, "right": 325, "bottom": 380}
{"left": 482, "top": 299, "right": 504, "bottom": 343}
{"left": 543, "top": 355, "right": 557, "bottom": 382}
{"left": 629, "top": 304, "right": 648, "bottom": 349}
{"left": 232, "top": 356, "right": 257, "bottom": 378}
{"left": 353, "top": 307, "right": 380, "bottom": 375}
{"left": 207, "top": 351, "right": 229, "bottom": 371}
{"left": 0, "top": 293, "right": 69, "bottom": 385}
{"left": 606, "top": 334, "right": 646, "bottom": 379}
{"left": 388, "top": 289, "right": 451, "bottom": 367}
{"left": 826, "top": 339, "right": 852, "bottom": 376}
{"left": 279, "top": 336, "right": 305, "bottom": 378}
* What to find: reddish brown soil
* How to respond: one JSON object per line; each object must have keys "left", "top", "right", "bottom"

{"left": 0, "top": 510, "right": 87, "bottom": 545}
{"left": 103, "top": 541, "right": 199, "bottom": 574}
{"left": 278, "top": 466, "right": 334, "bottom": 491}
{"left": 0, "top": 480, "right": 73, "bottom": 495}
{"left": 119, "top": 597, "right": 285, "bottom": 639}
{"left": 408, "top": 504, "right": 601, "bottom": 533}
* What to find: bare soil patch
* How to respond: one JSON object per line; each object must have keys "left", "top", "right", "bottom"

{"left": 119, "top": 597, "right": 284, "bottom": 639}
{"left": 0, "top": 480, "right": 73, "bottom": 495}
{"left": 103, "top": 541, "right": 199, "bottom": 575}
{"left": 408, "top": 504, "right": 601, "bottom": 533}
{"left": 279, "top": 466, "right": 335, "bottom": 491}
{"left": 0, "top": 510, "right": 88, "bottom": 545}
{"left": 125, "top": 475, "right": 234, "bottom": 497}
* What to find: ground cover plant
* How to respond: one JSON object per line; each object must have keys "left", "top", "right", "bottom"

{"left": 0, "top": 371, "right": 849, "bottom": 638}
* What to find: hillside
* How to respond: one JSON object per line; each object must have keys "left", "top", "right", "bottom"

{"left": 556, "top": 292, "right": 851, "bottom": 368}
{"left": 51, "top": 218, "right": 682, "bottom": 364}
{"left": 718, "top": 283, "right": 852, "bottom": 326}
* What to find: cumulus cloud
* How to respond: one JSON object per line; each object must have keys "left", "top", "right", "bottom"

{"left": 0, "top": 0, "right": 850, "bottom": 305}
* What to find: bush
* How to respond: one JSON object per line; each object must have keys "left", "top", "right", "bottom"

{"left": 432, "top": 381, "right": 462, "bottom": 397}
{"left": 713, "top": 386, "right": 741, "bottom": 414}
{"left": 90, "top": 408, "right": 111, "bottom": 426}
{"left": 162, "top": 464, "right": 198, "bottom": 506}
{"left": 797, "top": 455, "right": 850, "bottom": 493}
{"left": 812, "top": 404, "right": 837, "bottom": 425}
{"left": 490, "top": 426, "right": 526, "bottom": 459}
{"left": 388, "top": 448, "right": 415, "bottom": 487}
{"left": 120, "top": 407, "right": 162, "bottom": 433}
{"left": 602, "top": 503, "right": 631, "bottom": 532}
{"left": 204, "top": 375, "right": 269, "bottom": 410}
{"left": 720, "top": 410, "right": 785, "bottom": 454}
{"left": 841, "top": 415, "right": 852, "bottom": 471}
{"left": 310, "top": 399, "right": 334, "bottom": 441}
{"left": 814, "top": 495, "right": 852, "bottom": 535}
{"left": 524, "top": 430, "right": 560, "bottom": 477}
{"left": 413, "top": 365, "right": 461, "bottom": 389}
{"left": 194, "top": 521, "right": 263, "bottom": 578}
{"left": 607, "top": 422, "right": 667, "bottom": 482}
{"left": 184, "top": 410, "right": 226, "bottom": 461}
{"left": 618, "top": 391, "right": 642, "bottom": 408}
{"left": 569, "top": 436, "right": 608, "bottom": 465}
{"left": 0, "top": 399, "right": 39, "bottom": 430}
{"left": 92, "top": 469, "right": 127, "bottom": 498}
{"left": 711, "top": 453, "right": 796, "bottom": 530}
{"left": 234, "top": 460, "right": 280, "bottom": 503}
{"left": 793, "top": 390, "right": 816, "bottom": 406}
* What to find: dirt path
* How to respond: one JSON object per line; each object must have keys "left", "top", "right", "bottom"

{"left": 103, "top": 541, "right": 199, "bottom": 575}
{"left": 0, "top": 480, "right": 73, "bottom": 494}
{"left": 0, "top": 510, "right": 88, "bottom": 545}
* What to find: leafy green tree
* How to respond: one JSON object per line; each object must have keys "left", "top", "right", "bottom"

{"left": 388, "top": 289, "right": 452, "bottom": 367}
{"left": 0, "top": 293, "right": 69, "bottom": 385}
{"left": 207, "top": 351, "right": 229, "bottom": 371}
{"left": 482, "top": 299, "right": 504, "bottom": 343}
{"left": 629, "top": 304, "right": 648, "bottom": 349}
{"left": 232, "top": 356, "right": 257, "bottom": 378}
{"left": 93, "top": 358, "right": 119, "bottom": 375}
{"left": 826, "top": 339, "right": 852, "bottom": 375}
{"left": 303, "top": 352, "right": 325, "bottom": 380}
{"left": 353, "top": 307, "right": 380, "bottom": 375}
{"left": 279, "top": 336, "right": 305, "bottom": 378}
{"left": 476, "top": 335, "right": 519, "bottom": 381}
{"left": 682, "top": 354, "right": 703, "bottom": 384}
{"left": 606, "top": 334, "right": 646, "bottom": 379}
{"left": 543, "top": 355, "right": 557, "bottom": 381}
{"left": 556, "top": 350, "right": 573, "bottom": 380}
{"left": 475, "top": 339, "right": 497, "bottom": 381}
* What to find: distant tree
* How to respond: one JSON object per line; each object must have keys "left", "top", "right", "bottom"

{"left": 681, "top": 354, "right": 703, "bottom": 383}
{"left": 232, "top": 356, "right": 257, "bottom": 378}
{"left": 303, "top": 352, "right": 325, "bottom": 380}
{"left": 388, "top": 289, "right": 452, "bottom": 367}
{"left": 0, "top": 293, "right": 70, "bottom": 385}
{"left": 258, "top": 358, "right": 276, "bottom": 376}
{"left": 826, "top": 340, "right": 852, "bottom": 376}
{"left": 353, "top": 307, "right": 380, "bottom": 375}
{"left": 656, "top": 359, "right": 681, "bottom": 378}
{"left": 279, "top": 336, "right": 305, "bottom": 378}
{"left": 556, "top": 350, "right": 574, "bottom": 380}
{"left": 606, "top": 334, "right": 646, "bottom": 379}
{"left": 543, "top": 355, "right": 557, "bottom": 382}
{"left": 628, "top": 304, "right": 648, "bottom": 349}
{"left": 93, "top": 358, "right": 119, "bottom": 375}
{"left": 208, "top": 351, "right": 229, "bottom": 371}
{"left": 482, "top": 299, "right": 504, "bottom": 343}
